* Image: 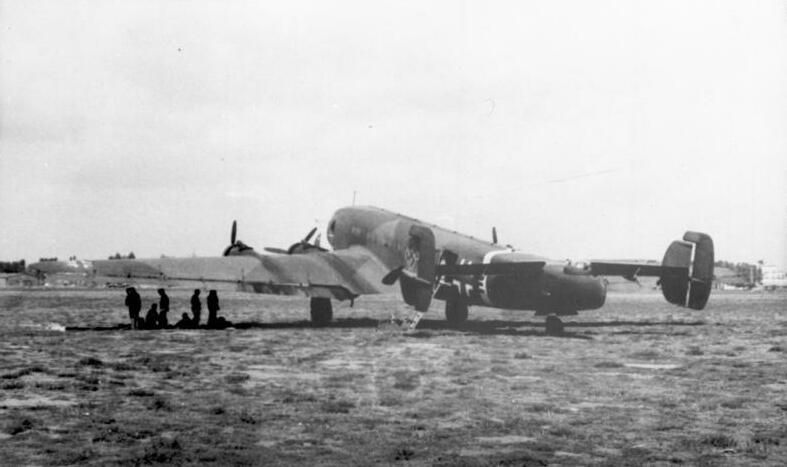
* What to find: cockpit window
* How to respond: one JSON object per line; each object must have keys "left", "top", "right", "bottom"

{"left": 327, "top": 220, "right": 337, "bottom": 245}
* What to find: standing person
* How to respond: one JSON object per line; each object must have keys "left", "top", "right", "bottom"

{"left": 124, "top": 287, "right": 142, "bottom": 330}
{"left": 157, "top": 288, "right": 170, "bottom": 328}
{"left": 207, "top": 290, "right": 220, "bottom": 328}
{"left": 190, "top": 289, "right": 202, "bottom": 327}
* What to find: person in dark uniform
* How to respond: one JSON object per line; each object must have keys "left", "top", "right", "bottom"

{"left": 125, "top": 287, "right": 142, "bottom": 330}
{"left": 144, "top": 304, "right": 159, "bottom": 329}
{"left": 174, "top": 312, "right": 193, "bottom": 329}
{"left": 207, "top": 290, "right": 220, "bottom": 328}
{"left": 215, "top": 316, "right": 232, "bottom": 329}
{"left": 157, "top": 289, "right": 170, "bottom": 328}
{"left": 190, "top": 289, "right": 202, "bottom": 327}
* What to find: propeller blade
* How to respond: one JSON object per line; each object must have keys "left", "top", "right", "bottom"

{"left": 302, "top": 227, "right": 318, "bottom": 244}
{"left": 382, "top": 267, "right": 404, "bottom": 285}
{"left": 314, "top": 233, "right": 322, "bottom": 248}
{"left": 492, "top": 227, "right": 498, "bottom": 244}
{"left": 231, "top": 220, "right": 237, "bottom": 245}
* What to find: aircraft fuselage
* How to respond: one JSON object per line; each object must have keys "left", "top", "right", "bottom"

{"left": 327, "top": 206, "right": 605, "bottom": 315}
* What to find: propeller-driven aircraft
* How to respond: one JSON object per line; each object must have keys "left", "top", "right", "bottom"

{"left": 28, "top": 206, "right": 714, "bottom": 333}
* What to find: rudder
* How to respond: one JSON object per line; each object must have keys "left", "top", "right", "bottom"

{"left": 685, "top": 231, "right": 714, "bottom": 310}
{"left": 660, "top": 231, "right": 714, "bottom": 310}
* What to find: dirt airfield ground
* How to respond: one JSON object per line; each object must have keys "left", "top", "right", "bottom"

{"left": 0, "top": 288, "right": 785, "bottom": 466}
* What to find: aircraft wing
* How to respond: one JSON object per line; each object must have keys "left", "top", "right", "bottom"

{"left": 88, "top": 246, "right": 393, "bottom": 301}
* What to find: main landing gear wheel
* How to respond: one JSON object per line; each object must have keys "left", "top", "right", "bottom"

{"left": 310, "top": 297, "right": 333, "bottom": 326}
{"left": 445, "top": 300, "right": 469, "bottom": 326}
{"left": 545, "top": 315, "right": 564, "bottom": 336}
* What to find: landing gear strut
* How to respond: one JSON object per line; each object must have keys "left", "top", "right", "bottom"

{"left": 310, "top": 297, "right": 333, "bottom": 326}
{"left": 445, "top": 300, "right": 469, "bottom": 326}
{"left": 545, "top": 315, "right": 564, "bottom": 336}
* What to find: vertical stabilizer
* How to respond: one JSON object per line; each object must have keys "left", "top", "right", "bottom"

{"left": 660, "top": 232, "right": 714, "bottom": 310}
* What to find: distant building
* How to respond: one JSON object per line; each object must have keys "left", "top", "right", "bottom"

{"left": 0, "top": 273, "right": 37, "bottom": 288}
{"left": 44, "top": 273, "right": 97, "bottom": 288}
{"left": 762, "top": 265, "right": 787, "bottom": 290}
{"left": 713, "top": 267, "right": 746, "bottom": 289}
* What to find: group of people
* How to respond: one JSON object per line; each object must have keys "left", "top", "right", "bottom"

{"left": 124, "top": 287, "right": 230, "bottom": 330}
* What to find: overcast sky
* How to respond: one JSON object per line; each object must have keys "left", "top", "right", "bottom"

{"left": 1, "top": 1, "right": 785, "bottom": 267}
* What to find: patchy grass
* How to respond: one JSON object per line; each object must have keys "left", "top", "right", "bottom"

{"left": 321, "top": 399, "right": 355, "bottom": 414}
{"left": 136, "top": 436, "right": 184, "bottom": 465}
{"left": 1, "top": 381, "right": 25, "bottom": 390}
{"left": 0, "top": 288, "right": 785, "bottom": 465}
{"left": 225, "top": 372, "right": 250, "bottom": 384}
{"left": 391, "top": 370, "right": 421, "bottom": 391}
{"left": 5, "top": 416, "right": 36, "bottom": 435}
{"left": 1, "top": 365, "right": 47, "bottom": 379}
{"left": 77, "top": 357, "right": 103, "bottom": 367}
{"left": 593, "top": 361, "right": 623, "bottom": 368}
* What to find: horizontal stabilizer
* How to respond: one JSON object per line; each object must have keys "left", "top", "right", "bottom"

{"left": 588, "top": 261, "right": 664, "bottom": 278}
{"left": 590, "top": 231, "right": 714, "bottom": 310}
{"left": 437, "top": 261, "right": 545, "bottom": 277}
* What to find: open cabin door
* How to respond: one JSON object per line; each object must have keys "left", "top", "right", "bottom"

{"left": 399, "top": 224, "right": 436, "bottom": 312}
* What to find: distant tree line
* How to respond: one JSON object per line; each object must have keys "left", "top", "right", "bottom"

{"left": 0, "top": 259, "right": 26, "bottom": 273}
{"left": 714, "top": 260, "right": 763, "bottom": 285}
{"left": 108, "top": 252, "right": 136, "bottom": 260}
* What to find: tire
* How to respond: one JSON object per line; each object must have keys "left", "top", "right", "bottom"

{"left": 445, "top": 300, "right": 469, "bottom": 326}
{"left": 310, "top": 297, "right": 333, "bottom": 326}
{"left": 545, "top": 315, "right": 564, "bottom": 336}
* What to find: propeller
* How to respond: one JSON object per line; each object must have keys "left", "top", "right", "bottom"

{"left": 303, "top": 227, "right": 318, "bottom": 244}
{"left": 263, "top": 226, "right": 327, "bottom": 255}
{"left": 287, "top": 227, "right": 322, "bottom": 254}
{"left": 623, "top": 268, "right": 643, "bottom": 288}
{"left": 492, "top": 227, "right": 498, "bottom": 244}
{"left": 222, "top": 220, "right": 253, "bottom": 256}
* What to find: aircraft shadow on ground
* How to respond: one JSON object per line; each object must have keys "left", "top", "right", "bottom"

{"left": 65, "top": 317, "right": 703, "bottom": 339}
